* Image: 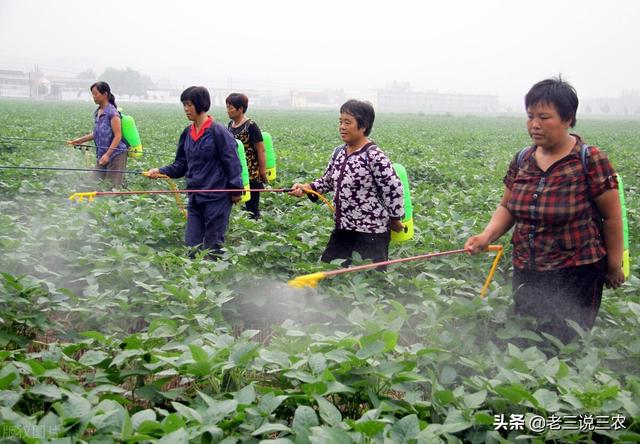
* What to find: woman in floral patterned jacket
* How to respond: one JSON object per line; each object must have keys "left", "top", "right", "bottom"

{"left": 290, "top": 100, "right": 405, "bottom": 265}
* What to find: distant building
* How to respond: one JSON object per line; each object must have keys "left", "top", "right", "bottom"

{"left": 581, "top": 92, "right": 640, "bottom": 116}
{"left": 47, "top": 76, "right": 89, "bottom": 101}
{"left": 375, "top": 89, "right": 499, "bottom": 114}
{"left": 290, "top": 90, "right": 346, "bottom": 109}
{"left": 0, "top": 69, "right": 29, "bottom": 98}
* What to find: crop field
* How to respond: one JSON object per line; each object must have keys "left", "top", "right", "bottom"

{"left": 0, "top": 99, "right": 638, "bottom": 442}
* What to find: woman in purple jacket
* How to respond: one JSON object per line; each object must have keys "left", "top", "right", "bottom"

{"left": 148, "top": 86, "right": 243, "bottom": 259}
{"left": 68, "top": 81, "right": 128, "bottom": 187}
{"left": 290, "top": 100, "right": 405, "bottom": 266}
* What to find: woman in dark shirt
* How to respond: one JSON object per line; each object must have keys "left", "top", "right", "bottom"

{"left": 148, "top": 87, "right": 243, "bottom": 259}
{"left": 226, "top": 93, "right": 268, "bottom": 219}
{"left": 68, "top": 81, "right": 128, "bottom": 187}
{"left": 465, "top": 77, "right": 624, "bottom": 343}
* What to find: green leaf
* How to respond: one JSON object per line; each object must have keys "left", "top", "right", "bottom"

{"left": 29, "top": 383, "right": 63, "bottom": 400}
{"left": 439, "top": 366, "right": 457, "bottom": 385}
{"left": 186, "top": 361, "right": 213, "bottom": 377}
{"left": 138, "top": 419, "right": 164, "bottom": 434}
{"left": 189, "top": 344, "right": 209, "bottom": 363}
{"left": 433, "top": 389, "right": 456, "bottom": 406}
{"left": 474, "top": 412, "right": 494, "bottom": 425}
{"left": 80, "top": 330, "right": 107, "bottom": 343}
{"left": 26, "top": 359, "right": 45, "bottom": 377}
{"left": 495, "top": 383, "right": 539, "bottom": 408}
{"left": 0, "top": 390, "right": 20, "bottom": 408}
{"left": 350, "top": 420, "right": 386, "bottom": 437}
{"left": 131, "top": 409, "right": 156, "bottom": 430}
{"left": 59, "top": 392, "right": 92, "bottom": 421}
{"left": 171, "top": 401, "right": 203, "bottom": 423}
{"left": 302, "top": 382, "right": 328, "bottom": 396}
{"left": 532, "top": 388, "right": 560, "bottom": 412}
{"left": 381, "top": 330, "right": 399, "bottom": 352}
{"left": 356, "top": 341, "right": 385, "bottom": 359}
{"left": 158, "top": 428, "right": 189, "bottom": 444}
{"left": 230, "top": 342, "right": 259, "bottom": 365}
{"left": 259, "top": 393, "right": 287, "bottom": 415}
{"left": 389, "top": 414, "right": 420, "bottom": 443}
{"left": 313, "top": 395, "right": 342, "bottom": 426}
{"left": 252, "top": 422, "right": 291, "bottom": 436}
{"left": 236, "top": 384, "right": 256, "bottom": 405}
{"left": 309, "top": 353, "right": 327, "bottom": 374}
{"left": 463, "top": 390, "right": 487, "bottom": 409}
{"left": 260, "top": 349, "right": 291, "bottom": 368}
{"left": 293, "top": 405, "right": 319, "bottom": 434}
{"left": 440, "top": 409, "right": 472, "bottom": 434}
{"left": 206, "top": 399, "right": 239, "bottom": 422}
{"left": 78, "top": 350, "right": 109, "bottom": 366}
{"left": 0, "top": 372, "right": 17, "bottom": 390}
{"left": 162, "top": 413, "right": 185, "bottom": 433}
{"left": 309, "top": 426, "right": 352, "bottom": 443}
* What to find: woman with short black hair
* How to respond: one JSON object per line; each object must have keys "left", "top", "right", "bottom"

{"left": 290, "top": 99, "right": 405, "bottom": 265}
{"left": 148, "top": 86, "right": 243, "bottom": 259}
{"left": 465, "top": 77, "right": 624, "bottom": 343}
{"left": 226, "top": 93, "right": 268, "bottom": 219}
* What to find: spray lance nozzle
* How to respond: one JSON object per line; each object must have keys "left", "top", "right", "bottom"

{"left": 69, "top": 192, "right": 97, "bottom": 203}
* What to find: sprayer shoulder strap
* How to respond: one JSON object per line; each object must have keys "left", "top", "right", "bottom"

{"left": 331, "top": 144, "right": 346, "bottom": 163}
{"left": 516, "top": 145, "right": 535, "bottom": 169}
{"left": 516, "top": 143, "right": 590, "bottom": 172}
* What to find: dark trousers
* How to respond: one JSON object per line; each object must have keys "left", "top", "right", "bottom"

{"left": 321, "top": 229, "right": 390, "bottom": 267}
{"left": 513, "top": 259, "right": 606, "bottom": 343}
{"left": 245, "top": 179, "right": 264, "bottom": 219}
{"left": 185, "top": 197, "right": 232, "bottom": 258}
{"left": 94, "top": 152, "right": 127, "bottom": 188}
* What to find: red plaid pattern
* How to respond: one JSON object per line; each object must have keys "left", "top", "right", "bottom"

{"left": 504, "top": 135, "right": 618, "bottom": 271}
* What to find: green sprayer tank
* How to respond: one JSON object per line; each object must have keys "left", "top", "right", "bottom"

{"left": 236, "top": 140, "right": 251, "bottom": 203}
{"left": 119, "top": 110, "right": 142, "bottom": 158}
{"left": 619, "top": 175, "right": 630, "bottom": 278}
{"left": 390, "top": 163, "right": 414, "bottom": 242}
{"left": 263, "top": 132, "right": 276, "bottom": 181}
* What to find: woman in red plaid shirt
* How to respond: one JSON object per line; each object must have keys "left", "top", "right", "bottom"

{"left": 465, "top": 77, "right": 624, "bottom": 343}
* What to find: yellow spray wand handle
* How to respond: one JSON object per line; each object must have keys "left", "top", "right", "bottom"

{"left": 480, "top": 245, "right": 504, "bottom": 298}
{"left": 69, "top": 192, "right": 98, "bottom": 202}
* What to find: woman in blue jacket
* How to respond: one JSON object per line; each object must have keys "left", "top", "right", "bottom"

{"left": 148, "top": 86, "right": 243, "bottom": 259}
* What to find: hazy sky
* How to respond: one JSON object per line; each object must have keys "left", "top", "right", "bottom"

{"left": 1, "top": 0, "right": 638, "bottom": 102}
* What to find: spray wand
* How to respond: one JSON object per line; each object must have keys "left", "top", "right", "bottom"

{"left": 68, "top": 187, "right": 334, "bottom": 212}
{"left": 0, "top": 136, "right": 173, "bottom": 158}
{"left": 288, "top": 245, "right": 504, "bottom": 298}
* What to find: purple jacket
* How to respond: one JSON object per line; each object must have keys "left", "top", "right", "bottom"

{"left": 92, "top": 103, "right": 128, "bottom": 158}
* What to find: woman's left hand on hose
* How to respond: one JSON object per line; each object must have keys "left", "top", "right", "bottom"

{"left": 145, "top": 168, "right": 162, "bottom": 178}
{"left": 259, "top": 168, "right": 269, "bottom": 184}
{"left": 605, "top": 265, "right": 625, "bottom": 289}
{"left": 98, "top": 152, "right": 111, "bottom": 166}
{"left": 289, "top": 183, "right": 311, "bottom": 197}
{"left": 389, "top": 219, "right": 404, "bottom": 232}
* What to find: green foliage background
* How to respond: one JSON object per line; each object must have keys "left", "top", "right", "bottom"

{"left": 0, "top": 100, "right": 638, "bottom": 443}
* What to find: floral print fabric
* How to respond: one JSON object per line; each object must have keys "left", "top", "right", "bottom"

{"left": 311, "top": 143, "right": 404, "bottom": 234}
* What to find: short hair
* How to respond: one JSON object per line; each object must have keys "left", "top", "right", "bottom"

{"left": 180, "top": 86, "right": 210, "bottom": 113}
{"left": 525, "top": 76, "right": 578, "bottom": 127}
{"left": 340, "top": 99, "right": 375, "bottom": 136}
{"left": 226, "top": 93, "right": 249, "bottom": 113}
